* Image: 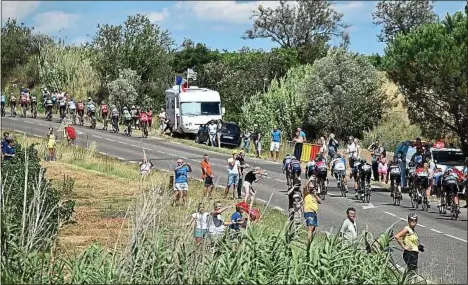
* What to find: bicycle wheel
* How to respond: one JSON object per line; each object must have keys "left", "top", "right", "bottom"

{"left": 320, "top": 181, "right": 326, "bottom": 200}
{"left": 365, "top": 187, "right": 371, "bottom": 203}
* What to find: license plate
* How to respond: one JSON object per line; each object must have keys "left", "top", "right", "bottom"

{"left": 224, "top": 136, "right": 233, "bottom": 139}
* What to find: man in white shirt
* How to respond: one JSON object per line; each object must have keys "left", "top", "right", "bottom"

{"left": 208, "top": 120, "right": 218, "bottom": 147}
{"left": 340, "top": 207, "right": 357, "bottom": 242}
{"left": 224, "top": 157, "right": 240, "bottom": 199}
{"left": 158, "top": 108, "right": 166, "bottom": 134}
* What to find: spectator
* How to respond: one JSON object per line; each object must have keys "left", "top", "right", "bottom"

{"left": 224, "top": 156, "right": 239, "bottom": 199}
{"left": 303, "top": 184, "right": 321, "bottom": 241}
{"left": 163, "top": 117, "right": 173, "bottom": 136}
{"left": 187, "top": 202, "right": 209, "bottom": 245}
{"left": 229, "top": 204, "right": 245, "bottom": 238}
{"left": 173, "top": 158, "right": 192, "bottom": 206}
{"left": 2, "top": 138, "right": 16, "bottom": 161}
{"left": 251, "top": 124, "right": 262, "bottom": 158}
{"left": 158, "top": 108, "right": 166, "bottom": 134}
{"left": 378, "top": 156, "right": 388, "bottom": 183}
{"left": 201, "top": 154, "right": 214, "bottom": 198}
{"left": 270, "top": 126, "right": 281, "bottom": 161}
{"left": 208, "top": 202, "right": 232, "bottom": 240}
{"left": 216, "top": 119, "right": 223, "bottom": 148}
{"left": 319, "top": 136, "right": 327, "bottom": 161}
{"left": 236, "top": 150, "right": 248, "bottom": 200}
{"left": 2, "top": 132, "right": 10, "bottom": 151}
{"left": 241, "top": 130, "right": 251, "bottom": 153}
{"left": 368, "top": 139, "right": 384, "bottom": 181}
{"left": 64, "top": 122, "right": 77, "bottom": 145}
{"left": 328, "top": 133, "right": 339, "bottom": 160}
{"left": 47, "top": 128, "right": 57, "bottom": 162}
{"left": 340, "top": 207, "right": 358, "bottom": 242}
{"left": 147, "top": 107, "right": 153, "bottom": 128}
{"left": 395, "top": 213, "right": 423, "bottom": 273}
{"left": 293, "top": 128, "right": 306, "bottom": 159}
{"left": 208, "top": 120, "right": 218, "bottom": 147}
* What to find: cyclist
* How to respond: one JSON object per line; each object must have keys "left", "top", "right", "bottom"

{"left": 282, "top": 153, "right": 292, "bottom": 185}
{"left": 442, "top": 168, "right": 460, "bottom": 213}
{"left": 110, "top": 105, "right": 119, "bottom": 132}
{"left": 100, "top": 101, "right": 109, "bottom": 130}
{"left": 123, "top": 106, "right": 133, "bottom": 135}
{"left": 9, "top": 94, "right": 17, "bottom": 116}
{"left": 407, "top": 161, "right": 417, "bottom": 189}
{"left": 346, "top": 136, "right": 358, "bottom": 178}
{"left": 30, "top": 93, "right": 37, "bottom": 117}
{"left": 139, "top": 108, "right": 149, "bottom": 137}
{"left": 413, "top": 162, "right": 430, "bottom": 207}
{"left": 20, "top": 91, "right": 29, "bottom": 117}
{"left": 314, "top": 154, "right": 328, "bottom": 193}
{"left": 76, "top": 100, "right": 85, "bottom": 125}
{"left": 58, "top": 96, "right": 67, "bottom": 120}
{"left": 290, "top": 155, "right": 302, "bottom": 181}
{"left": 131, "top": 105, "right": 139, "bottom": 129}
{"left": 433, "top": 168, "right": 444, "bottom": 208}
{"left": 305, "top": 158, "right": 316, "bottom": 179}
{"left": 86, "top": 98, "right": 96, "bottom": 127}
{"left": 1, "top": 93, "right": 6, "bottom": 116}
{"left": 358, "top": 158, "right": 372, "bottom": 198}
{"left": 44, "top": 95, "right": 54, "bottom": 120}
{"left": 389, "top": 160, "right": 402, "bottom": 198}
{"left": 351, "top": 156, "right": 361, "bottom": 198}
{"left": 51, "top": 93, "right": 57, "bottom": 113}
{"left": 68, "top": 98, "right": 76, "bottom": 124}
{"left": 331, "top": 154, "right": 347, "bottom": 190}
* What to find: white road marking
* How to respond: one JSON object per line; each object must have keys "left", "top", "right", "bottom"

{"left": 418, "top": 224, "right": 426, "bottom": 228}
{"left": 92, "top": 135, "right": 103, "bottom": 139}
{"left": 156, "top": 150, "right": 165, "bottom": 154}
{"left": 33, "top": 134, "right": 42, "bottom": 138}
{"left": 256, "top": 198, "right": 267, "bottom": 203}
{"left": 117, "top": 141, "right": 128, "bottom": 145}
{"left": 430, "top": 229, "right": 442, "bottom": 234}
{"left": 130, "top": 161, "right": 138, "bottom": 164}
{"left": 142, "top": 147, "right": 152, "bottom": 151}
{"left": 216, "top": 184, "right": 224, "bottom": 188}
{"left": 265, "top": 176, "right": 272, "bottom": 179}
{"left": 105, "top": 138, "right": 115, "bottom": 142}
{"left": 23, "top": 120, "right": 34, "bottom": 124}
{"left": 362, "top": 203, "right": 381, "bottom": 210}
{"left": 130, "top": 144, "right": 139, "bottom": 148}
{"left": 275, "top": 179, "right": 286, "bottom": 183}
{"left": 115, "top": 156, "right": 124, "bottom": 160}
{"left": 273, "top": 206, "right": 285, "bottom": 212}
{"left": 98, "top": 151, "right": 107, "bottom": 155}
{"left": 444, "top": 234, "right": 467, "bottom": 243}
{"left": 167, "top": 153, "right": 177, "bottom": 157}
{"left": 384, "top": 211, "right": 397, "bottom": 217}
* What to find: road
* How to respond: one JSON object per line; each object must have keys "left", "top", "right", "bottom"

{"left": 2, "top": 115, "right": 467, "bottom": 284}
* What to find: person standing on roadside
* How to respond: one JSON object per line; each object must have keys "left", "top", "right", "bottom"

{"left": 293, "top": 128, "right": 306, "bottom": 160}
{"left": 346, "top": 137, "right": 358, "bottom": 178}
{"left": 216, "top": 119, "right": 223, "bottom": 148}
{"left": 251, "top": 124, "right": 262, "bottom": 158}
{"left": 208, "top": 202, "right": 232, "bottom": 240}
{"left": 208, "top": 120, "right": 218, "bottom": 147}
{"left": 201, "top": 154, "right": 214, "bottom": 198}
{"left": 2, "top": 132, "right": 10, "bottom": 151}
{"left": 47, "top": 128, "right": 57, "bottom": 161}
{"left": 395, "top": 213, "right": 424, "bottom": 274}
{"left": 173, "top": 158, "right": 192, "bottom": 206}
{"left": 303, "top": 185, "right": 321, "bottom": 241}
{"left": 270, "top": 126, "right": 281, "bottom": 161}
{"left": 225, "top": 156, "right": 239, "bottom": 199}
{"left": 158, "top": 108, "right": 166, "bottom": 134}
{"left": 340, "top": 207, "right": 358, "bottom": 242}
{"left": 187, "top": 202, "right": 209, "bottom": 245}
{"left": 319, "top": 136, "right": 328, "bottom": 163}
{"left": 2, "top": 138, "right": 16, "bottom": 161}
{"left": 147, "top": 107, "right": 153, "bottom": 129}
{"left": 328, "top": 133, "right": 339, "bottom": 162}
{"left": 236, "top": 150, "right": 250, "bottom": 200}
{"left": 241, "top": 130, "right": 251, "bottom": 153}
{"left": 368, "top": 139, "right": 383, "bottom": 181}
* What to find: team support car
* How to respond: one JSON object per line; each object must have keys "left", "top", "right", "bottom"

{"left": 195, "top": 121, "right": 241, "bottom": 148}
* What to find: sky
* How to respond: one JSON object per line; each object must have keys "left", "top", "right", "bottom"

{"left": 1, "top": 0, "right": 465, "bottom": 55}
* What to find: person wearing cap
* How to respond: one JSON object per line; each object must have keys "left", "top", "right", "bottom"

{"left": 173, "top": 158, "right": 192, "bottom": 206}
{"left": 251, "top": 124, "right": 262, "bottom": 158}
{"left": 242, "top": 166, "right": 266, "bottom": 204}
{"left": 201, "top": 154, "right": 214, "bottom": 198}
{"left": 395, "top": 213, "right": 423, "bottom": 273}
{"left": 346, "top": 136, "right": 357, "bottom": 178}
{"left": 303, "top": 182, "right": 322, "bottom": 241}
{"left": 2, "top": 138, "right": 16, "bottom": 161}
{"left": 236, "top": 150, "right": 250, "bottom": 199}
{"left": 64, "top": 122, "right": 77, "bottom": 145}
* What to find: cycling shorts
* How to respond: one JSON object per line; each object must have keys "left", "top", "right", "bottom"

{"left": 390, "top": 174, "right": 401, "bottom": 185}
{"left": 416, "top": 176, "right": 429, "bottom": 188}
{"left": 443, "top": 181, "right": 458, "bottom": 194}
{"left": 334, "top": 170, "right": 346, "bottom": 177}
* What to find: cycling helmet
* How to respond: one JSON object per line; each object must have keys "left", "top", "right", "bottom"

{"left": 123, "top": 106, "right": 128, "bottom": 110}
{"left": 291, "top": 156, "right": 296, "bottom": 160}
{"left": 360, "top": 158, "right": 366, "bottom": 163}
{"left": 336, "top": 154, "right": 342, "bottom": 158}
{"left": 316, "top": 153, "right": 322, "bottom": 159}
{"left": 408, "top": 161, "right": 415, "bottom": 167}
{"left": 286, "top": 153, "right": 291, "bottom": 157}
{"left": 101, "top": 101, "right": 106, "bottom": 104}
{"left": 131, "top": 105, "right": 135, "bottom": 109}
{"left": 408, "top": 213, "right": 418, "bottom": 221}
{"left": 87, "top": 97, "right": 92, "bottom": 101}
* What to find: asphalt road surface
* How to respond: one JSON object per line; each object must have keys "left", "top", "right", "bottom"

{"left": 2, "top": 115, "right": 467, "bottom": 284}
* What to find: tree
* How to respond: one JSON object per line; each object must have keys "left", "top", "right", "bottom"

{"left": 372, "top": 0, "right": 437, "bottom": 43}
{"left": 305, "top": 48, "right": 388, "bottom": 139}
{"left": 88, "top": 14, "right": 174, "bottom": 106}
{"left": 244, "top": 0, "right": 347, "bottom": 48}
{"left": 172, "top": 39, "right": 220, "bottom": 74}
{"left": 384, "top": 12, "right": 468, "bottom": 155}
{"left": 107, "top": 68, "right": 141, "bottom": 110}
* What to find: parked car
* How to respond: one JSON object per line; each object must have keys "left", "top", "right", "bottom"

{"left": 195, "top": 121, "right": 241, "bottom": 148}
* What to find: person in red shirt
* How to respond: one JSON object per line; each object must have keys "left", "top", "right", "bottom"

{"left": 77, "top": 101, "right": 85, "bottom": 125}
{"left": 147, "top": 107, "right": 153, "bottom": 128}
{"left": 64, "top": 122, "right": 77, "bottom": 145}
{"left": 100, "top": 101, "right": 109, "bottom": 130}
{"left": 414, "top": 163, "right": 430, "bottom": 206}
{"left": 139, "top": 110, "right": 149, "bottom": 137}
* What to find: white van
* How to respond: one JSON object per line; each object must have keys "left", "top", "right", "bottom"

{"left": 431, "top": 148, "right": 465, "bottom": 172}
{"left": 165, "top": 86, "right": 225, "bottom": 135}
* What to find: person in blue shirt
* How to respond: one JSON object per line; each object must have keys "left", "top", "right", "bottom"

{"left": 229, "top": 204, "right": 245, "bottom": 236}
{"left": 173, "top": 158, "right": 192, "bottom": 206}
{"left": 2, "top": 132, "right": 10, "bottom": 151}
{"left": 270, "top": 126, "right": 281, "bottom": 161}
{"left": 1, "top": 93, "right": 6, "bottom": 116}
{"left": 2, "top": 139, "right": 16, "bottom": 161}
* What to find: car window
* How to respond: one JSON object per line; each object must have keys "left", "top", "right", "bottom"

{"left": 223, "top": 123, "right": 239, "bottom": 133}
{"left": 432, "top": 150, "right": 464, "bottom": 166}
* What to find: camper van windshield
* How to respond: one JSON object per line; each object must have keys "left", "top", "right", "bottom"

{"left": 181, "top": 102, "right": 220, "bottom": 116}
{"left": 432, "top": 150, "right": 465, "bottom": 166}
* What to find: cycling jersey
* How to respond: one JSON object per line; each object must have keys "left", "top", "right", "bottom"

{"left": 45, "top": 99, "right": 53, "bottom": 107}
{"left": 333, "top": 158, "right": 346, "bottom": 171}
{"left": 306, "top": 161, "right": 315, "bottom": 171}
{"left": 139, "top": 112, "right": 148, "bottom": 123}
{"left": 315, "top": 160, "right": 327, "bottom": 173}
{"left": 443, "top": 174, "right": 458, "bottom": 184}
{"left": 283, "top": 156, "right": 292, "bottom": 169}
{"left": 30, "top": 96, "right": 37, "bottom": 103}
{"left": 415, "top": 168, "right": 428, "bottom": 177}
{"left": 123, "top": 110, "right": 132, "bottom": 120}
{"left": 20, "top": 94, "right": 28, "bottom": 103}
{"left": 290, "top": 159, "right": 301, "bottom": 171}
{"left": 1, "top": 95, "right": 5, "bottom": 103}
{"left": 111, "top": 108, "right": 119, "bottom": 117}
{"left": 51, "top": 96, "right": 57, "bottom": 103}
{"left": 360, "top": 163, "right": 372, "bottom": 174}
{"left": 87, "top": 103, "right": 96, "bottom": 112}
{"left": 68, "top": 101, "right": 76, "bottom": 110}
{"left": 59, "top": 99, "right": 66, "bottom": 107}
{"left": 10, "top": 96, "right": 16, "bottom": 102}
{"left": 389, "top": 165, "right": 401, "bottom": 176}
{"left": 101, "top": 104, "right": 108, "bottom": 114}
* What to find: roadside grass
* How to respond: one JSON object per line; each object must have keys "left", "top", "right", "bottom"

{"left": 7, "top": 131, "right": 290, "bottom": 254}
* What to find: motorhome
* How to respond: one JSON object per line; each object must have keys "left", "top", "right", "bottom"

{"left": 165, "top": 85, "right": 225, "bottom": 135}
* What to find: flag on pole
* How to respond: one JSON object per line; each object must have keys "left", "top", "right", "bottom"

{"left": 187, "top": 68, "right": 197, "bottom": 81}
{"left": 175, "top": 75, "right": 187, "bottom": 92}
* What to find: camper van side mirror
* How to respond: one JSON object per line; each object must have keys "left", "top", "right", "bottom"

{"left": 175, "top": 108, "right": 180, "bottom": 116}
{"left": 222, "top": 107, "right": 225, "bottom": 115}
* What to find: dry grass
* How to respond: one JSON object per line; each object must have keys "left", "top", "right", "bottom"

{"left": 8, "top": 131, "right": 289, "bottom": 255}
